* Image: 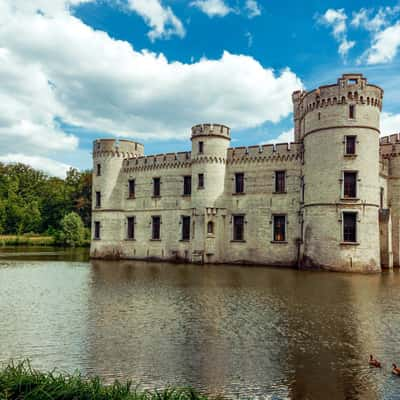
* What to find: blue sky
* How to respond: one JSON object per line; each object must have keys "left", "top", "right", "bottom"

{"left": 1, "top": 0, "right": 400, "bottom": 176}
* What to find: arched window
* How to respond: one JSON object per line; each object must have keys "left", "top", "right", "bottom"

{"left": 207, "top": 221, "right": 214, "bottom": 234}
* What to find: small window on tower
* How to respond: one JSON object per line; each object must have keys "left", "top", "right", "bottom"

{"left": 198, "top": 173, "right": 204, "bottom": 189}
{"left": 233, "top": 215, "right": 245, "bottom": 241}
{"left": 127, "top": 217, "right": 135, "bottom": 240}
{"left": 207, "top": 221, "right": 214, "bottom": 234}
{"left": 94, "top": 221, "right": 101, "bottom": 240}
{"left": 273, "top": 215, "right": 286, "bottom": 242}
{"left": 128, "top": 179, "right": 135, "bottom": 198}
{"left": 96, "top": 164, "right": 101, "bottom": 176}
{"left": 181, "top": 216, "right": 191, "bottom": 241}
{"left": 153, "top": 177, "right": 161, "bottom": 197}
{"left": 235, "top": 173, "right": 244, "bottom": 194}
{"left": 95, "top": 191, "right": 101, "bottom": 208}
{"left": 152, "top": 216, "right": 161, "bottom": 240}
{"left": 343, "top": 172, "right": 357, "bottom": 198}
{"left": 183, "top": 176, "right": 192, "bottom": 195}
{"left": 349, "top": 104, "right": 355, "bottom": 119}
{"left": 345, "top": 136, "right": 356, "bottom": 155}
{"left": 275, "top": 171, "right": 286, "bottom": 193}
{"left": 343, "top": 212, "right": 357, "bottom": 243}
{"left": 198, "top": 141, "right": 204, "bottom": 154}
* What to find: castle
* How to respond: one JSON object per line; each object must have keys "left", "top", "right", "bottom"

{"left": 91, "top": 73, "right": 400, "bottom": 272}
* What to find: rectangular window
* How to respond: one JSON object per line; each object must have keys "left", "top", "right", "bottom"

{"left": 94, "top": 221, "right": 100, "bottom": 239}
{"left": 95, "top": 191, "right": 101, "bottom": 208}
{"left": 343, "top": 212, "right": 357, "bottom": 242}
{"left": 152, "top": 216, "right": 161, "bottom": 240}
{"left": 345, "top": 136, "right": 356, "bottom": 155}
{"left": 128, "top": 179, "right": 135, "bottom": 198}
{"left": 349, "top": 104, "right": 355, "bottom": 119}
{"left": 96, "top": 164, "right": 101, "bottom": 176}
{"left": 343, "top": 172, "right": 357, "bottom": 198}
{"left": 235, "top": 172, "right": 244, "bottom": 193}
{"left": 301, "top": 176, "right": 305, "bottom": 203}
{"left": 198, "top": 173, "right": 204, "bottom": 189}
{"left": 182, "top": 216, "right": 191, "bottom": 240}
{"left": 198, "top": 141, "right": 204, "bottom": 154}
{"left": 380, "top": 187, "right": 384, "bottom": 209}
{"left": 273, "top": 215, "right": 286, "bottom": 242}
{"left": 233, "top": 215, "right": 245, "bottom": 241}
{"left": 127, "top": 217, "right": 135, "bottom": 239}
{"left": 275, "top": 171, "right": 286, "bottom": 193}
{"left": 183, "top": 176, "right": 192, "bottom": 195}
{"left": 153, "top": 177, "right": 161, "bottom": 197}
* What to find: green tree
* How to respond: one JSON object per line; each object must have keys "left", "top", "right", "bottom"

{"left": 58, "top": 212, "right": 85, "bottom": 247}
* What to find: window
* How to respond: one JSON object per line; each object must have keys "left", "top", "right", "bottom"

{"left": 198, "top": 141, "right": 204, "bottom": 154}
{"left": 207, "top": 221, "right": 214, "bottom": 234}
{"left": 198, "top": 173, "right": 204, "bottom": 189}
{"left": 233, "top": 215, "right": 245, "bottom": 241}
{"left": 343, "top": 172, "right": 357, "bottom": 198}
{"left": 348, "top": 79, "right": 357, "bottom": 85}
{"left": 94, "top": 221, "right": 100, "bottom": 239}
{"left": 275, "top": 171, "right": 286, "bottom": 193}
{"left": 127, "top": 217, "right": 135, "bottom": 239}
{"left": 349, "top": 104, "right": 355, "bottom": 119}
{"left": 343, "top": 212, "right": 357, "bottom": 242}
{"left": 153, "top": 177, "right": 161, "bottom": 197}
{"left": 273, "top": 215, "right": 286, "bottom": 242}
{"left": 301, "top": 176, "right": 305, "bottom": 203}
{"left": 95, "top": 191, "right": 101, "bottom": 208}
{"left": 235, "top": 173, "right": 244, "bottom": 194}
{"left": 152, "top": 216, "right": 161, "bottom": 240}
{"left": 128, "top": 179, "right": 135, "bottom": 198}
{"left": 96, "top": 163, "right": 101, "bottom": 176}
{"left": 182, "top": 216, "right": 191, "bottom": 240}
{"left": 380, "top": 187, "right": 384, "bottom": 209}
{"left": 183, "top": 176, "right": 192, "bottom": 195}
{"left": 345, "top": 136, "right": 356, "bottom": 155}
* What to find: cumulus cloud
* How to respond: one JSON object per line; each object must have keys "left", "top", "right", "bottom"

{"left": 265, "top": 129, "right": 294, "bottom": 144}
{"left": 381, "top": 112, "right": 400, "bottom": 136}
{"left": 245, "top": 0, "right": 261, "bottom": 18}
{"left": 318, "top": 9, "right": 355, "bottom": 58}
{"left": 127, "top": 0, "right": 185, "bottom": 41}
{"left": 190, "top": 0, "right": 233, "bottom": 18}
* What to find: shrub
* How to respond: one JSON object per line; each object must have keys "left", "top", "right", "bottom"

{"left": 58, "top": 212, "right": 85, "bottom": 247}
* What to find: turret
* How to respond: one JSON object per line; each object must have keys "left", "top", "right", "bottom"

{"left": 299, "top": 73, "right": 383, "bottom": 271}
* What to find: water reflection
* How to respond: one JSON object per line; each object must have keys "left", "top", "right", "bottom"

{"left": 1, "top": 250, "right": 400, "bottom": 399}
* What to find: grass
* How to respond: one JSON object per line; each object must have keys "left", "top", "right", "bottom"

{"left": 0, "top": 235, "right": 90, "bottom": 247}
{"left": 0, "top": 361, "right": 215, "bottom": 400}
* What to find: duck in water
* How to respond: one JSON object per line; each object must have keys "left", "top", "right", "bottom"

{"left": 369, "top": 355, "right": 381, "bottom": 368}
{"left": 392, "top": 364, "right": 400, "bottom": 375}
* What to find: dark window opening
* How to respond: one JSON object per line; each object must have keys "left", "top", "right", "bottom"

{"left": 318, "top": 112, "right": 321, "bottom": 120}
{"left": 233, "top": 215, "right": 244, "bottom": 241}
{"left": 348, "top": 79, "right": 357, "bottom": 85}
{"left": 207, "top": 221, "right": 214, "bottom": 234}
{"left": 198, "top": 173, "right": 204, "bottom": 189}
{"left": 183, "top": 176, "right": 192, "bottom": 195}
{"left": 153, "top": 177, "right": 161, "bottom": 197}
{"left": 301, "top": 176, "right": 305, "bottom": 203}
{"left": 273, "top": 215, "right": 286, "bottom": 242}
{"left": 127, "top": 217, "right": 135, "bottom": 239}
{"left": 198, "top": 141, "right": 204, "bottom": 154}
{"left": 95, "top": 191, "right": 101, "bottom": 208}
{"left": 128, "top": 179, "right": 135, "bottom": 198}
{"left": 94, "top": 221, "right": 100, "bottom": 239}
{"left": 380, "top": 187, "right": 384, "bottom": 209}
{"left": 152, "top": 216, "right": 161, "bottom": 240}
{"left": 96, "top": 164, "right": 101, "bottom": 176}
{"left": 349, "top": 104, "right": 355, "bottom": 119}
{"left": 182, "top": 216, "right": 191, "bottom": 240}
{"left": 235, "top": 172, "right": 244, "bottom": 193}
{"left": 345, "top": 136, "right": 356, "bottom": 155}
{"left": 343, "top": 212, "right": 357, "bottom": 242}
{"left": 275, "top": 171, "right": 286, "bottom": 193}
{"left": 343, "top": 172, "right": 357, "bottom": 198}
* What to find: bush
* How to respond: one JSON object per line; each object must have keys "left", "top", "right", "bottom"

{"left": 57, "top": 212, "right": 85, "bottom": 247}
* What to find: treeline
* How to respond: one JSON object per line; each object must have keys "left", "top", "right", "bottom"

{"left": 0, "top": 163, "right": 91, "bottom": 237}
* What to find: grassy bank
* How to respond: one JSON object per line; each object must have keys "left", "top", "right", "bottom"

{"left": 0, "top": 361, "right": 212, "bottom": 400}
{"left": 0, "top": 235, "right": 90, "bottom": 247}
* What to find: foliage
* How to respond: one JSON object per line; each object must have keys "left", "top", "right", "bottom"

{"left": 0, "top": 163, "right": 92, "bottom": 239}
{"left": 0, "top": 361, "right": 213, "bottom": 400}
{"left": 57, "top": 212, "right": 86, "bottom": 247}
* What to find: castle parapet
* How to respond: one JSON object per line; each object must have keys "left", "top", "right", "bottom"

{"left": 124, "top": 151, "right": 192, "bottom": 171}
{"left": 93, "top": 139, "right": 144, "bottom": 158}
{"left": 191, "top": 123, "right": 230, "bottom": 140}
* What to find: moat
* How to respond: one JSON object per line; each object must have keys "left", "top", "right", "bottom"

{"left": 1, "top": 247, "right": 400, "bottom": 399}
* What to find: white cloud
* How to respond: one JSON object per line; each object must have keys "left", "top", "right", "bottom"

{"left": 351, "top": 6, "right": 400, "bottom": 32}
{"left": 318, "top": 9, "right": 355, "bottom": 58}
{"left": 266, "top": 129, "right": 294, "bottom": 144}
{"left": 0, "top": 154, "right": 71, "bottom": 178}
{"left": 381, "top": 112, "right": 400, "bottom": 136}
{"left": 190, "top": 0, "right": 233, "bottom": 18}
{"left": 245, "top": 31, "right": 253, "bottom": 47}
{"left": 245, "top": 0, "right": 261, "bottom": 18}
{"left": 127, "top": 0, "right": 185, "bottom": 41}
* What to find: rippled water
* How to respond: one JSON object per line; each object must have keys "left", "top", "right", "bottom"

{"left": 1, "top": 247, "right": 400, "bottom": 399}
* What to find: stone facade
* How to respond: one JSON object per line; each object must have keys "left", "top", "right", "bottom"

{"left": 91, "top": 74, "right": 399, "bottom": 272}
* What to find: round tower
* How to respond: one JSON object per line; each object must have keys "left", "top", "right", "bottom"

{"left": 300, "top": 74, "right": 383, "bottom": 272}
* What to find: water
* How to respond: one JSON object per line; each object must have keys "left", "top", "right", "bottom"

{"left": 1, "top": 247, "right": 400, "bottom": 399}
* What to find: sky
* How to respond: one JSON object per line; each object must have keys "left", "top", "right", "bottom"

{"left": 1, "top": 0, "right": 400, "bottom": 177}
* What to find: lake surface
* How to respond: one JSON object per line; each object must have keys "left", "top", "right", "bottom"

{"left": 1, "top": 247, "right": 400, "bottom": 399}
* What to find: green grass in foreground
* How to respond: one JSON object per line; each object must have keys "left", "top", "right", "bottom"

{"left": 0, "top": 235, "right": 90, "bottom": 247}
{"left": 0, "top": 361, "right": 215, "bottom": 400}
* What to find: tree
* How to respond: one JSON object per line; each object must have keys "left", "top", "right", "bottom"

{"left": 58, "top": 212, "right": 85, "bottom": 247}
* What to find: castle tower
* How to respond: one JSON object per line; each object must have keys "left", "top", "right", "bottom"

{"left": 91, "top": 139, "right": 144, "bottom": 257}
{"left": 298, "top": 74, "right": 383, "bottom": 271}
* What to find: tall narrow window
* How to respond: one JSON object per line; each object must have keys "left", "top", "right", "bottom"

{"left": 349, "top": 104, "right": 355, "bottom": 119}
{"left": 233, "top": 215, "right": 245, "bottom": 241}
{"left": 275, "top": 171, "right": 286, "bottom": 193}
{"left": 343, "top": 172, "right": 357, "bottom": 198}
{"left": 198, "top": 141, "right": 204, "bottom": 154}
{"left": 345, "top": 136, "right": 356, "bottom": 155}
{"left": 380, "top": 187, "right": 384, "bottom": 209}
{"left": 273, "top": 215, "right": 286, "bottom": 242}
{"left": 95, "top": 191, "right": 101, "bottom": 208}
{"left": 96, "top": 164, "right": 101, "bottom": 176}
{"left": 183, "top": 176, "right": 192, "bottom": 195}
{"left": 207, "top": 221, "right": 214, "bottom": 234}
{"left": 94, "top": 221, "right": 100, "bottom": 239}
{"left": 343, "top": 212, "right": 357, "bottom": 242}
{"left": 127, "top": 216, "right": 135, "bottom": 239}
{"left": 182, "top": 216, "right": 191, "bottom": 240}
{"left": 198, "top": 173, "right": 204, "bottom": 189}
{"left": 301, "top": 176, "right": 305, "bottom": 203}
{"left": 128, "top": 179, "right": 135, "bottom": 198}
{"left": 152, "top": 216, "right": 161, "bottom": 240}
{"left": 153, "top": 177, "right": 161, "bottom": 197}
{"left": 235, "top": 173, "right": 244, "bottom": 193}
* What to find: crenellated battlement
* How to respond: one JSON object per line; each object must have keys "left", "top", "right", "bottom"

{"left": 93, "top": 139, "right": 144, "bottom": 158}
{"left": 123, "top": 151, "right": 192, "bottom": 172}
{"left": 380, "top": 134, "right": 400, "bottom": 159}
{"left": 191, "top": 123, "right": 230, "bottom": 140}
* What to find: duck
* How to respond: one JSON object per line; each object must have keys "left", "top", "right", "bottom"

{"left": 392, "top": 364, "right": 400, "bottom": 375}
{"left": 369, "top": 355, "right": 381, "bottom": 368}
